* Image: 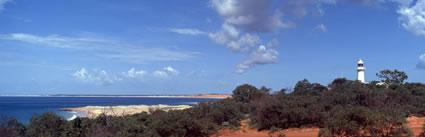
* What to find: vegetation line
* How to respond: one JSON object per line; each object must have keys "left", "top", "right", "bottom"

{"left": 1, "top": 69, "right": 425, "bottom": 137}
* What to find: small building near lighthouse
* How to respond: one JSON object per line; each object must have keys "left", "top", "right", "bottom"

{"left": 357, "top": 59, "right": 365, "bottom": 83}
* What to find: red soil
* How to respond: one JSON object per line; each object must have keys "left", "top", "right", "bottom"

{"left": 212, "top": 116, "right": 425, "bottom": 137}
{"left": 407, "top": 116, "right": 425, "bottom": 136}
{"left": 212, "top": 120, "right": 319, "bottom": 137}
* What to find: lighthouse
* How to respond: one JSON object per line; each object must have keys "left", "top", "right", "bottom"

{"left": 357, "top": 59, "right": 365, "bottom": 83}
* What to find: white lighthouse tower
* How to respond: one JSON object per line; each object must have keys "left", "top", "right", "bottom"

{"left": 357, "top": 59, "right": 365, "bottom": 83}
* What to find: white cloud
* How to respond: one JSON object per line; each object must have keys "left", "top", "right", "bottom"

{"left": 210, "top": 0, "right": 294, "bottom": 33}
{"left": 209, "top": 0, "right": 283, "bottom": 73}
{"left": 209, "top": 24, "right": 261, "bottom": 52}
{"left": 120, "top": 68, "right": 146, "bottom": 78}
{"left": 169, "top": 28, "right": 206, "bottom": 35}
{"left": 72, "top": 68, "right": 114, "bottom": 85}
{"left": 0, "top": 33, "right": 108, "bottom": 49}
{"left": 314, "top": 24, "right": 328, "bottom": 32}
{"left": 0, "top": 33, "right": 198, "bottom": 64}
{"left": 153, "top": 70, "right": 169, "bottom": 78}
{"left": 209, "top": 0, "right": 425, "bottom": 73}
{"left": 164, "top": 66, "right": 179, "bottom": 75}
{"left": 397, "top": 0, "right": 425, "bottom": 36}
{"left": 94, "top": 70, "right": 114, "bottom": 85}
{"left": 72, "top": 66, "right": 179, "bottom": 85}
{"left": 266, "top": 38, "right": 279, "bottom": 47}
{"left": 208, "top": 23, "right": 239, "bottom": 45}
{"left": 72, "top": 68, "right": 91, "bottom": 82}
{"left": 417, "top": 54, "right": 425, "bottom": 69}
{"left": 0, "top": 0, "right": 12, "bottom": 11}
{"left": 153, "top": 66, "right": 179, "bottom": 78}
{"left": 227, "top": 34, "right": 261, "bottom": 52}
{"left": 276, "top": 0, "right": 425, "bottom": 36}
{"left": 236, "top": 45, "right": 278, "bottom": 73}
{"left": 280, "top": 0, "right": 336, "bottom": 18}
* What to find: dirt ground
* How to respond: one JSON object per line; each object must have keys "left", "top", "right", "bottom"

{"left": 408, "top": 116, "right": 425, "bottom": 136}
{"left": 212, "top": 116, "right": 425, "bottom": 137}
{"left": 212, "top": 120, "right": 319, "bottom": 137}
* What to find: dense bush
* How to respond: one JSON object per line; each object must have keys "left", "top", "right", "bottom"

{"left": 3, "top": 69, "right": 425, "bottom": 137}
{"left": 189, "top": 98, "right": 247, "bottom": 127}
{"left": 0, "top": 116, "right": 26, "bottom": 137}
{"left": 147, "top": 110, "right": 214, "bottom": 137}
{"left": 26, "top": 112, "right": 69, "bottom": 137}
{"left": 232, "top": 84, "right": 262, "bottom": 103}
{"left": 250, "top": 73, "right": 425, "bottom": 136}
{"left": 319, "top": 106, "right": 412, "bottom": 137}
{"left": 251, "top": 94, "right": 324, "bottom": 130}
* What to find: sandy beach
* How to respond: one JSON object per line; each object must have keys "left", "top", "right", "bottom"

{"left": 58, "top": 94, "right": 229, "bottom": 119}
{"left": 61, "top": 104, "right": 192, "bottom": 118}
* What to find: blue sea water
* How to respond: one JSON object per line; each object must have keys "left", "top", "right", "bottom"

{"left": 0, "top": 97, "right": 220, "bottom": 124}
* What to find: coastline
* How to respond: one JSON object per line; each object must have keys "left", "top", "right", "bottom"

{"left": 61, "top": 104, "right": 193, "bottom": 118}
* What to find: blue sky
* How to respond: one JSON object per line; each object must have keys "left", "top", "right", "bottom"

{"left": 0, "top": 0, "right": 424, "bottom": 95}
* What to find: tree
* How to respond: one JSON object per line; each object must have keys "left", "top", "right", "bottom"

{"left": 321, "top": 106, "right": 412, "bottom": 137}
{"left": 259, "top": 86, "right": 271, "bottom": 94}
{"left": 6, "top": 119, "right": 26, "bottom": 137}
{"left": 293, "top": 79, "right": 327, "bottom": 96}
{"left": 293, "top": 79, "right": 312, "bottom": 94}
{"left": 376, "top": 69, "right": 408, "bottom": 85}
{"left": 26, "top": 112, "right": 69, "bottom": 137}
{"left": 0, "top": 116, "right": 25, "bottom": 137}
{"left": 278, "top": 88, "right": 287, "bottom": 95}
{"left": 232, "top": 84, "right": 262, "bottom": 103}
{"left": 329, "top": 78, "right": 348, "bottom": 89}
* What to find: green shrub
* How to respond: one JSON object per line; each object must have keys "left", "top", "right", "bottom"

{"left": 251, "top": 93, "right": 325, "bottom": 130}
{"left": 192, "top": 98, "right": 246, "bottom": 127}
{"left": 147, "top": 110, "right": 214, "bottom": 137}
{"left": 232, "top": 84, "right": 262, "bottom": 103}
{"left": 7, "top": 76, "right": 425, "bottom": 137}
{"left": 323, "top": 106, "right": 412, "bottom": 137}
{"left": 26, "top": 112, "right": 69, "bottom": 137}
{"left": 0, "top": 116, "right": 26, "bottom": 137}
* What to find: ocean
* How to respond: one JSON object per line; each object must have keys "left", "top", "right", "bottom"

{"left": 0, "top": 96, "right": 220, "bottom": 124}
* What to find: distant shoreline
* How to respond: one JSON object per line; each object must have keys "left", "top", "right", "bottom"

{"left": 61, "top": 104, "right": 193, "bottom": 118}
{"left": 0, "top": 94, "right": 231, "bottom": 99}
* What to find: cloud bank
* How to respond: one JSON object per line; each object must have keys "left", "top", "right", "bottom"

{"left": 208, "top": 24, "right": 261, "bottom": 52}
{"left": 72, "top": 66, "right": 180, "bottom": 85}
{"left": 120, "top": 68, "right": 146, "bottom": 79}
{"left": 210, "top": 0, "right": 294, "bottom": 33}
{"left": 397, "top": 0, "right": 425, "bottom": 36}
{"left": 236, "top": 45, "right": 279, "bottom": 73}
{"left": 153, "top": 66, "right": 180, "bottom": 79}
{"left": 209, "top": 0, "right": 290, "bottom": 73}
{"left": 72, "top": 68, "right": 114, "bottom": 86}
{"left": 207, "top": 0, "right": 425, "bottom": 73}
